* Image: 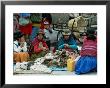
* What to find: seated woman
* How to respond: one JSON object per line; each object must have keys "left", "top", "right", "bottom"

{"left": 13, "top": 31, "right": 29, "bottom": 63}
{"left": 58, "top": 29, "right": 78, "bottom": 52}
{"left": 31, "top": 30, "right": 49, "bottom": 60}
{"left": 75, "top": 28, "right": 97, "bottom": 75}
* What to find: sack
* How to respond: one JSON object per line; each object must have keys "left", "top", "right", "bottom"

{"left": 19, "top": 17, "right": 29, "bottom": 26}
{"left": 30, "top": 15, "right": 41, "bottom": 23}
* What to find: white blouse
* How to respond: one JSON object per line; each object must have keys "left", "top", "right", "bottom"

{"left": 14, "top": 40, "right": 27, "bottom": 52}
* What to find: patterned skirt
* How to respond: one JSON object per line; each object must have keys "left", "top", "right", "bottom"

{"left": 75, "top": 56, "right": 97, "bottom": 75}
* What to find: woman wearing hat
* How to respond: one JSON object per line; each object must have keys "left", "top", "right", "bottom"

{"left": 13, "top": 31, "right": 29, "bottom": 63}
{"left": 31, "top": 30, "right": 49, "bottom": 59}
{"left": 58, "top": 29, "right": 77, "bottom": 52}
{"left": 40, "top": 18, "right": 58, "bottom": 50}
{"left": 75, "top": 28, "right": 97, "bottom": 75}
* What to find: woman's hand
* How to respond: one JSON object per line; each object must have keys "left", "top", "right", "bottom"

{"left": 64, "top": 44, "right": 69, "bottom": 48}
{"left": 20, "top": 42, "right": 24, "bottom": 48}
{"left": 42, "top": 47, "right": 48, "bottom": 51}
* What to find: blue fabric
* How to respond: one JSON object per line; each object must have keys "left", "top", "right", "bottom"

{"left": 20, "top": 13, "right": 30, "bottom": 17}
{"left": 58, "top": 37, "right": 77, "bottom": 50}
{"left": 49, "top": 66, "right": 67, "bottom": 71}
{"left": 75, "top": 56, "right": 97, "bottom": 75}
{"left": 30, "top": 27, "right": 39, "bottom": 41}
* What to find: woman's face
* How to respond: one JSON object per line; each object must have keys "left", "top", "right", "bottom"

{"left": 19, "top": 36, "right": 25, "bottom": 42}
{"left": 64, "top": 35, "right": 69, "bottom": 40}
{"left": 38, "top": 34, "right": 43, "bottom": 40}
{"left": 44, "top": 24, "right": 50, "bottom": 29}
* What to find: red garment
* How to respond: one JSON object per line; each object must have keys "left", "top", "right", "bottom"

{"left": 80, "top": 36, "right": 97, "bottom": 56}
{"left": 33, "top": 38, "right": 48, "bottom": 53}
{"left": 40, "top": 21, "right": 45, "bottom": 30}
{"left": 32, "top": 37, "right": 38, "bottom": 46}
{"left": 19, "top": 23, "right": 32, "bottom": 35}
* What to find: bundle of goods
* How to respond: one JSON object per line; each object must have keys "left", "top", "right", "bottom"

{"left": 14, "top": 57, "right": 52, "bottom": 74}
{"left": 30, "top": 63, "right": 52, "bottom": 73}
{"left": 45, "top": 53, "right": 55, "bottom": 60}
{"left": 68, "top": 16, "right": 87, "bottom": 31}
{"left": 30, "top": 13, "right": 41, "bottom": 23}
{"left": 14, "top": 62, "right": 28, "bottom": 72}
{"left": 43, "top": 49, "right": 75, "bottom": 68}
{"left": 68, "top": 16, "right": 88, "bottom": 43}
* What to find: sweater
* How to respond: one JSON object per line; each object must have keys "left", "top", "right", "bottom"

{"left": 80, "top": 36, "right": 97, "bottom": 56}
{"left": 58, "top": 36, "right": 77, "bottom": 50}
{"left": 14, "top": 40, "right": 27, "bottom": 52}
{"left": 33, "top": 38, "right": 48, "bottom": 53}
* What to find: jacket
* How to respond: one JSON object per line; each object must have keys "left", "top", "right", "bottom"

{"left": 14, "top": 40, "right": 27, "bottom": 52}
{"left": 33, "top": 38, "right": 48, "bottom": 53}
{"left": 58, "top": 36, "right": 77, "bottom": 50}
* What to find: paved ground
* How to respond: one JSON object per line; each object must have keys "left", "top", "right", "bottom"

{"left": 14, "top": 71, "right": 97, "bottom": 75}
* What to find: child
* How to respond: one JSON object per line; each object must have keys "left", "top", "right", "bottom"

{"left": 13, "top": 31, "right": 29, "bottom": 63}
{"left": 75, "top": 28, "right": 97, "bottom": 74}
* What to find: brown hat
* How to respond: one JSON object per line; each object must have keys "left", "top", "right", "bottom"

{"left": 62, "top": 29, "right": 71, "bottom": 35}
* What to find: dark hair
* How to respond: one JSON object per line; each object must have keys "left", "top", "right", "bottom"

{"left": 69, "top": 16, "right": 74, "bottom": 20}
{"left": 86, "top": 28, "right": 96, "bottom": 41}
{"left": 87, "top": 34, "right": 96, "bottom": 41}
{"left": 14, "top": 31, "right": 24, "bottom": 40}
{"left": 42, "top": 13, "right": 52, "bottom": 24}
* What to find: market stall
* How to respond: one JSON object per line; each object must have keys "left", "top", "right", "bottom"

{"left": 14, "top": 48, "right": 81, "bottom": 74}
{"left": 13, "top": 13, "right": 97, "bottom": 75}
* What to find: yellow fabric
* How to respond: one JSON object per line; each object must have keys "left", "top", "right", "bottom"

{"left": 32, "top": 23, "right": 41, "bottom": 27}
{"left": 14, "top": 52, "right": 29, "bottom": 62}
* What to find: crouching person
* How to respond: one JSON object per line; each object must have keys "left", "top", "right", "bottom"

{"left": 13, "top": 31, "right": 29, "bottom": 63}
{"left": 58, "top": 29, "right": 78, "bottom": 52}
{"left": 75, "top": 28, "right": 97, "bottom": 75}
{"left": 31, "top": 30, "right": 49, "bottom": 59}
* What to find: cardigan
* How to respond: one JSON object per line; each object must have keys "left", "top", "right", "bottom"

{"left": 14, "top": 40, "right": 27, "bottom": 52}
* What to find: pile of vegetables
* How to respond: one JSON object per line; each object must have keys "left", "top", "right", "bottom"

{"left": 43, "top": 50, "right": 70, "bottom": 68}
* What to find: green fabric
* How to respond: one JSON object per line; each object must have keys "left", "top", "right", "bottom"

{"left": 30, "top": 51, "right": 47, "bottom": 61}
{"left": 30, "top": 15, "right": 41, "bottom": 23}
{"left": 19, "top": 17, "right": 29, "bottom": 26}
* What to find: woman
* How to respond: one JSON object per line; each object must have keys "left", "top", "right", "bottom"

{"left": 75, "top": 28, "right": 97, "bottom": 74}
{"left": 43, "top": 19, "right": 58, "bottom": 49}
{"left": 31, "top": 30, "right": 49, "bottom": 59}
{"left": 58, "top": 29, "right": 78, "bottom": 52}
{"left": 13, "top": 31, "right": 29, "bottom": 63}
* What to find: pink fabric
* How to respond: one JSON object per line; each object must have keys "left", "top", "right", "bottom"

{"left": 80, "top": 36, "right": 97, "bottom": 56}
{"left": 13, "top": 18, "right": 19, "bottom": 32}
